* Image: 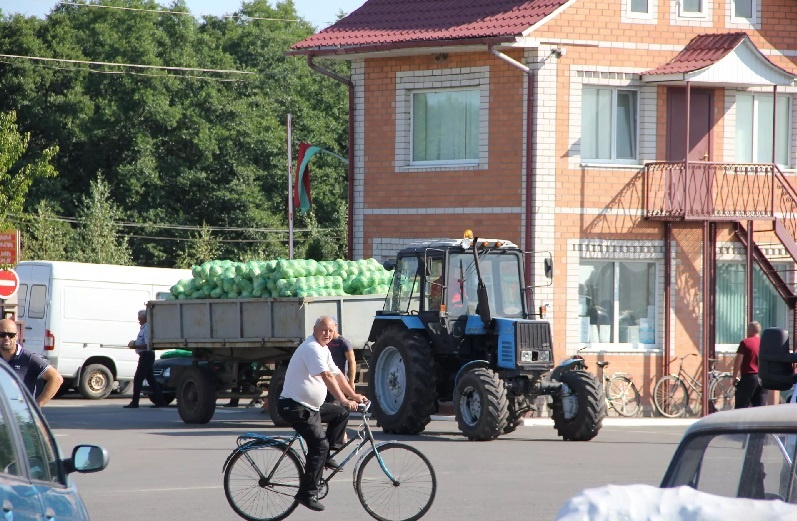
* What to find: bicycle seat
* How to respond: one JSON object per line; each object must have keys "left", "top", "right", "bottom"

{"left": 596, "top": 361, "right": 609, "bottom": 368}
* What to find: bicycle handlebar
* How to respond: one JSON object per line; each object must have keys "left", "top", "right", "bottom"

{"left": 357, "top": 400, "right": 371, "bottom": 414}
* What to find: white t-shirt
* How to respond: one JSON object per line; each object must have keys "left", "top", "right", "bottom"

{"left": 280, "top": 334, "right": 341, "bottom": 411}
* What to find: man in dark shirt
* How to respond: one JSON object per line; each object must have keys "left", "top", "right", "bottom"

{"left": 733, "top": 321, "right": 768, "bottom": 408}
{"left": 0, "top": 318, "right": 63, "bottom": 406}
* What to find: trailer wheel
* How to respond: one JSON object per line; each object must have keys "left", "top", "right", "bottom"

{"left": 454, "top": 367, "right": 508, "bottom": 441}
{"left": 78, "top": 364, "right": 113, "bottom": 399}
{"left": 551, "top": 370, "right": 605, "bottom": 441}
{"left": 267, "top": 365, "right": 290, "bottom": 427}
{"left": 368, "top": 327, "right": 438, "bottom": 435}
{"left": 177, "top": 366, "right": 216, "bottom": 424}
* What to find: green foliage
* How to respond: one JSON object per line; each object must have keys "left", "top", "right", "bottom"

{"left": 71, "top": 176, "right": 131, "bottom": 265}
{"left": 20, "top": 199, "right": 73, "bottom": 261}
{"left": 0, "top": 111, "right": 58, "bottom": 230}
{"left": 0, "top": 0, "right": 350, "bottom": 266}
{"left": 176, "top": 222, "right": 221, "bottom": 268}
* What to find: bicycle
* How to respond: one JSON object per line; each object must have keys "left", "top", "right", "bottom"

{"left": 653, "top": 353, "right": 735, "bottom": 418}
{"left": 222, "top": 402, "right": 436, "bottom": 521}
{"left": 595, "top": 360, "right": 641, "bottom": 417}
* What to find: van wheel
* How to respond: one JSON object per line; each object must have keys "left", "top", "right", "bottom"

{"left": 78, "top": 364, "right": 114, "bottom": 399}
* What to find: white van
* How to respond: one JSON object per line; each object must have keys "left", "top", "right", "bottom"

{"left": 15, "top": 261, "right": 191, "bottom": 399}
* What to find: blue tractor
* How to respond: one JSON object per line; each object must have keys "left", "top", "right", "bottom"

{"left": 367, "top": 233, "right": 606, "bottom": 441}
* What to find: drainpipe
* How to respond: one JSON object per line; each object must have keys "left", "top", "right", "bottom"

{"left": 307, "top": 55, "right": 355, "bottom": 260}
{"left": 489, "top": 44, "right": 536, "bottom": 308}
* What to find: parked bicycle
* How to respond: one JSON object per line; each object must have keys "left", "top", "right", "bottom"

{"left": 595, "top": 360, "right": 641, "bottom": 417}
{"left": 653, "top": 353, "right": 735, "bottom": 418}
{"left": 222, "top": 402, "right": 436, "bottom": 521}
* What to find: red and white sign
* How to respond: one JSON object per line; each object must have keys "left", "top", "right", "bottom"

{"left": 0, "top": 269, "right": 20, "bottom": 299}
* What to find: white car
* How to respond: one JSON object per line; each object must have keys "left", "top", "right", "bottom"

{"left": 558, "top": 403, "right": 797, "bottom": 520}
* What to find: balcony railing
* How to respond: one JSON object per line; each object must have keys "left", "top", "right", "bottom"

{"left": 645, "top": 161, "right": 797, "bottom": 261}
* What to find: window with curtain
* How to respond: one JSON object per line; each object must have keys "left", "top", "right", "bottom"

{"left": 412, "top": 89, "right": 479, "bottom": 163}
{"left": 735, "top": 93, "right": 791, "bottom": 166}
{"left": 579, "top": 260, "right": 656, "bottom": 346}
{"left": 733, "top": 0, "right": 754, "bottom": 20}
{"left": 581, "top": 87, "right": 638, "bottom": 162}
{"left": 715, "top": 262, "right": 789, "bottom": 345}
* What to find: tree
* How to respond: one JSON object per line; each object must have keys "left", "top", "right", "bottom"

{"left": 175, "top": 222, "right": 221, "bottom": 268}
{"left": 20, "top": 199, "right": 73, "bottom": 261}
{"left": 72, "top": 176, "right": 131, "bottom": 265}
{"left": 0, "top": 111, "right": 58, "bottom": 230}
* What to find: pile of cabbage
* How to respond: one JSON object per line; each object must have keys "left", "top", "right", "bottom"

{"left": 168, "top": 258, "right": 393, "bottom": 300}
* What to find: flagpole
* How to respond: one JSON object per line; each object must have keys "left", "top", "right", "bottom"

{"left": 287, "top": 113, "right": 294, "bottom": 260}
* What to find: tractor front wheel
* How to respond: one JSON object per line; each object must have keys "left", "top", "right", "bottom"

{"left": 551, "top": 370, "right": 605, "bottom": 441}
{"left": 454, "top": 367, "right": 508, "bottom": 441}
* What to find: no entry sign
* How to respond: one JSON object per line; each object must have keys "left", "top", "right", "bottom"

{"left": 0, "top": 269, "right": 19, "bottom": 299}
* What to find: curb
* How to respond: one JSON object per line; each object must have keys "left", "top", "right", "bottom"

{"left": 523, "top": 417, "right": 698, "bottom": 427}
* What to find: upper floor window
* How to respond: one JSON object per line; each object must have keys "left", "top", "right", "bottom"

{"left": 411, "top": 88, "right": 479, "bottom": 165}
{"left": 679, "top": 0, "right": 705, "bottom": 17}
{"left": 630, "top": 0, "right": 650, "bottom": 15}
{"left": 735, "top": 93, "right": 791, "bottom": 167}
{"left": 732, "top": 0, "right": 755, "bottom": 21}
{"left": 581, "top": 87, "right": 638, "bottom": 162}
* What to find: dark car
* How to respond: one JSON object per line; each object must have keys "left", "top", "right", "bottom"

{"left": 0, "top": 360, "right": 108, "bottom": 520}
{"left": 142, "top": 351, "right": 195, "bottom": 405}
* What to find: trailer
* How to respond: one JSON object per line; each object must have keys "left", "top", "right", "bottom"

{"left": 147, "top": 295, "right": 385, "bottom": 423}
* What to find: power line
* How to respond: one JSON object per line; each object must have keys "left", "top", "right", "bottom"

{"left": 0, "top": 53, "right": 257, "bottom": 75}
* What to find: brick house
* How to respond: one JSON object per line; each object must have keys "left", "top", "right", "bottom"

{"left": 290, "top": 0, "right": 797, "bottom": 415}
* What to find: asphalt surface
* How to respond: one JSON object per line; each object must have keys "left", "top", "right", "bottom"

{"left": 45, "top": 395, "right": 692, "bottom": 521}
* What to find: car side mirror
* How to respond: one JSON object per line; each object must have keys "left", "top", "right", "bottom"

{"left": 70, "top": 445, "right": 109, "bottom": 474}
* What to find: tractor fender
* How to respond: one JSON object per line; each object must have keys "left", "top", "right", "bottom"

{"left": 454, "top": 360, "right": 491, "bottom": 389}
{"left": 549, "top": 358, "right": 588, "bottom": 382}
{"left": 367, "top": 315, "right": 425, "bottom": 342}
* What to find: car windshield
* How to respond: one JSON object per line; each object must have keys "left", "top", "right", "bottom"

{"left": 665, "top": 431, "right": 797, "bottom": 503}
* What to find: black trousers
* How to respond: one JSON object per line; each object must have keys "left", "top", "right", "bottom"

{"left": 278, "top": 398, "right": 349, "bottom": 497}
{"left": 735, "top": 373, "right": 768, "bottom": 408}
{"left": 131, "top": 350, "right": 163, "bottom": 406}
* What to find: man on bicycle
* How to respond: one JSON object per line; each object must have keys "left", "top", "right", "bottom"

{"left": 278, "top": 315, "right": 367, "bottom": 512}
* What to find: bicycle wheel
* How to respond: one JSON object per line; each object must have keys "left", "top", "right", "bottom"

{"left": 653, "top": 375, "right": 688, "bottom": 418}
{"left": 224, "top": 444, "right": 302, "bottom": 521}
{"left": 709, "top": 375, "right": 735, "bottom": 412}
{"left": 355, "top": 442, "right": 436, "bottom": 521}
{"left": 607, "top": 375, "right": 641, "bottom": 417}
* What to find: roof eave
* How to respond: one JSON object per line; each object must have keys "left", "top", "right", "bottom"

{"left": 286, "top": 36, "right": 517, "bottom": 58}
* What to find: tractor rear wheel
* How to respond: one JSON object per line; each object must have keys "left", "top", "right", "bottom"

{"left": 368, "top": 328, "right": 438, "bottom": 435}
{"left": 551, "top": 370, "right": 605, "bottom": 441}
{"left": 454, "top": 367, "right": 508, "bottom": 441}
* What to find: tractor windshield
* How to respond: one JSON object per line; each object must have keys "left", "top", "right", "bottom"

{"left": 448, "top": 251, "right": 524, "bottom": 318}
{"left": 384, "top": 256, "right": 420, "bottom": 314}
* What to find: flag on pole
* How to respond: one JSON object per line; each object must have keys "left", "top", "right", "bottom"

{"left": 293, "top": 143, "right": 321, "bottom": 214}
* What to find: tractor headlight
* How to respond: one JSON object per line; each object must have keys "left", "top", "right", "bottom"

{"left": 520, "top": 350, "right": 534, "bottom": 362}
{"left": 538, "top": 351, "right": 550, "bottom": 362}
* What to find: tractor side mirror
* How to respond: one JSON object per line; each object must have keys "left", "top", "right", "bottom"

{"left": 544, "top": 257, "right": 553, "bottom": 280}
{"left": 383, "top": 259, "right": 396, "bottom": 271}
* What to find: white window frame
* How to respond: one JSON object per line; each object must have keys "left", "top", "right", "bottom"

{"left": 410, "top": 87, "right": 480, "bottom": 167}
{"left": 678, "top": 0, "right": 707, "bottom": 18}
{"left": 581, "top": 86, "right": 640, "bottom": 164}
{"left": 578, "top": 260, "right": 659, "bottom": 351}
{"left": 734, "top": 92, "right": 792, "bottom": 168}
{"left": 730, "top": 0, "right": 757, "bottom": 24}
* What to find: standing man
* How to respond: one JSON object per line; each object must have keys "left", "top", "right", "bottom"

{"left": 733, "top": 321, "right": 768, "bottom": 408}
{"left": 278, "top": 316, "right": 366, "bottom": 512}
{"left": 0, "top": 318, "right": 63, "bottom": 406}
{"left": 124, "top": 309, "right": 165, "bottom": 409}
{"left": 327, "top": 319, "right": 357, "bottom": 394}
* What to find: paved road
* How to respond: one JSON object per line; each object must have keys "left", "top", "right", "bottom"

{"left": 45, "top": 395, "right": 691, "bottom": 521}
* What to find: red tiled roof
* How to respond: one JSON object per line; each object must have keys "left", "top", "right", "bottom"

{"left": 291, "top": 0, "right": 570, "bottom": 53}
{"left": 643, "top": 32, "right": 750, "bottom": 75}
